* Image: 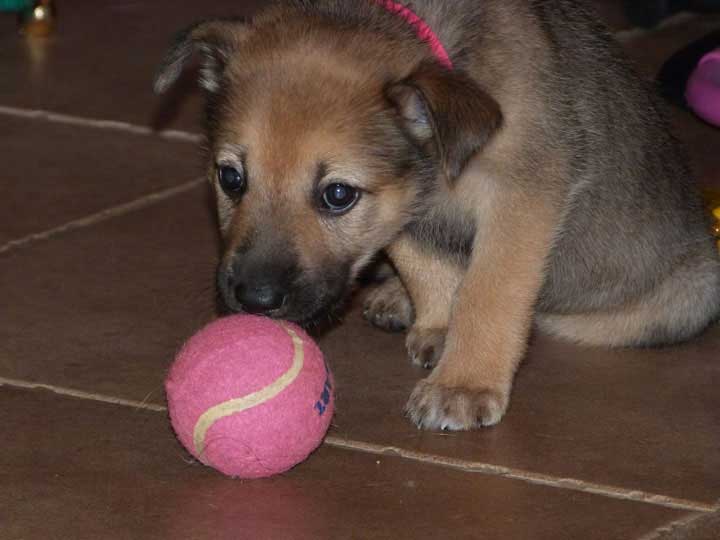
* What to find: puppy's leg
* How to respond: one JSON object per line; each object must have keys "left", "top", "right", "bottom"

{"left": 405, "top": 193, "right": 559, "bottom": 430}
{"left": 387, "top": 236, "right": 464, "bottom": 369}
{"left": 363, "top": 274, "right": 414, "bottom": 332}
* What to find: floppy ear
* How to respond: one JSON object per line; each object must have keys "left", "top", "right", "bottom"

{"left": 385, "top": 62, "right": 502, "bottom": 183}
{"left": 153, "top": 18, "right": 248, "bottom": 94}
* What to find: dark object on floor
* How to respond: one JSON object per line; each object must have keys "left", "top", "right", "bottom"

{"left": 657, "top": 30, "right": 720, "bottom": 107}
{"left": 625, "top": 0, "right": 720, "bottom": 27}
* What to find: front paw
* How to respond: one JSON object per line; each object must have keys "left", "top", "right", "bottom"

{"left": 362, "top": 276, "right": 414, "bottom": 332}
{"left": 405, "top": 379, "right": 508, "bottom": 430}
{"left": 406, "top": 327, "right": 446, "bottom": 369}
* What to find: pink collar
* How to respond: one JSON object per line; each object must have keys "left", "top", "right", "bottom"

{"left": 373, "top": 0, "right": 453, "bottom": 70}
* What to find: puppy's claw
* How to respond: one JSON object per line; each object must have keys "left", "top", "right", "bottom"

{"left": 363, "top": 277, "right": 414, "bottom": 333}
{"left": 405, "top": 379, "right": 508, "bottom": 431}
{"left": 406, "top": 327, "right": 446, "bottom": 369}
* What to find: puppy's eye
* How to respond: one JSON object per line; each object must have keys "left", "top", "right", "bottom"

{"left": 217, "top": 166, "right": 246, "bottom": 195}
{"left": 321, "top": 183, "right": 359, "bottom": 214}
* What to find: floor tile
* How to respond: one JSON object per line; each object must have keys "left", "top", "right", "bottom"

{"left": 0, "top": 0, "right": 272, "bottom": 132}
{"left": 1, "top": 386, "right": 688, "bottom": 540}
{"left": 1, "top": 185, "right": 718, "bottom": 508}
{"left": 642, "top": 509, "right": 720, "bottom": 540}
{"left": 0, "top": 186, "right": 220, "bottom": 403}
{"left": 0, "top": 115, "right": 202, "bottom": 245}
{"left": 321, "top": 307, "right": 720, "bottom": 507}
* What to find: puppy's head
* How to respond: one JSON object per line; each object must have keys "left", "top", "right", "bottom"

{"left": 155, "top": 14, "right": 501, "bottom": 325}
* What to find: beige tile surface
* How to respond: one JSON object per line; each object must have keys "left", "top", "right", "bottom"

{"left": 0, "top": 115, "right": 202, "bottom": 245}
{"left": 2, "top": 386, "right": 689, "bottom": 540}
{"left": 0, "top": 186, "right": 219, "bottom": 403}
{"left": 0, "top": 0, "right": 269, "bottom": 131}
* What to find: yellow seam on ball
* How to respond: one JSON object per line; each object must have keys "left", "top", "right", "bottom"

{"left": 193, "top": 321, "right": 305, "bottom": 457}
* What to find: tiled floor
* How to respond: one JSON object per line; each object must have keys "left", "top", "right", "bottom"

{"left": 2, "top": 2, "right": 719, "bottom": 539}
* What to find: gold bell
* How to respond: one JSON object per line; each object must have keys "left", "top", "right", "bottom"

{"left": 712, "top": 222, "right": 720, "bottom": 238}
{"left": 701, "top": 189, "right": 720, "bottom": 252}
{"left": 19, "top": 0, "right": 56, "bottom": 37}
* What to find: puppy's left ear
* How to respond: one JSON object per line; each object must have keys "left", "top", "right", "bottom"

{"left": 386, "top": 62, "right": 502, "bottom": 183}
{"left": 153, "top": 18, "right": 249, "bottom": 94}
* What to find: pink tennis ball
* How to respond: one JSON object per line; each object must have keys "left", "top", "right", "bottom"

{"left": 165, "top": 314, "right": 334, "bottom": 479}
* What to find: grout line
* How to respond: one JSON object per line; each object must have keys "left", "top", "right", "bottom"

{"left": 637, "top": 510, "right": 717, "bottom": 540}
{"left": 0, "top": 374, "right": 714, "bottom": 513}
{"left": 323, "top": 437, "right": 715, "bottom": 513}
{"left": 0, "top": 105, "right": 203, "bottom": 143}
{"left": 0, "top": 376, "right": 168, "bottom": 412}
{"left": 0, "top": 177, "right": 206, "bottom": 256}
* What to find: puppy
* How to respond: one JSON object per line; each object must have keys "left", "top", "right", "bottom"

{"left": 155, "top": 0, "right": 720, "bottom": 430}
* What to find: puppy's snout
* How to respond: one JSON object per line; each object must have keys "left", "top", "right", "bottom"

{"left": 218, "top": 259, "right": 296, "bottom": 316}
{"left": 234, "top": 281, "right": 288, "bottom": 314}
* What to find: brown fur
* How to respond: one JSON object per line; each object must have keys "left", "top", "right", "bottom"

{"left": 156, "top": 0, "right": 720, "bottom": 430}
{"left": 387, "top": 236, "right": 462, "bottom": 369}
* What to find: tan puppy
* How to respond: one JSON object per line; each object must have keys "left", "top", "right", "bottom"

{"left": 155, "top": 0, "right": 720, "bottom": 430}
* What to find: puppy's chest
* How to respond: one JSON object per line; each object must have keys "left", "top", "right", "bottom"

{"left": 406, "top": 200, "right": 476, "bottom": 261}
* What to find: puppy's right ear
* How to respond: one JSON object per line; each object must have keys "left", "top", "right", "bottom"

{"left": 386, "top": 61, "right": 502, "bottom": 184}
{"left": 153, "top": 18, "right": 248, "bottom": 94}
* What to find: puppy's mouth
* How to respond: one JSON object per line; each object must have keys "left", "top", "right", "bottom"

{"left": 217, "top": 265, "right": 352, "bottom": 328}
{"left": 276, "top": 269, "right": 352, "bottom": 327}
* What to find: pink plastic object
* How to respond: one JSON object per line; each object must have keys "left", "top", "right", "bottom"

{"left": 686, "top": 49, "right": 720, "bottom": 127}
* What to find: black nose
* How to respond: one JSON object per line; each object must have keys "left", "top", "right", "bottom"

{"left": 234, "top": 282, "right": 287, "bottom": 314}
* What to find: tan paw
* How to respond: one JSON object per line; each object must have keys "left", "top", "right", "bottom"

{"left": 405, "top": 379, "right": 508, "bottom": 430}
{"left": 406, "top": 327, "right": 446, "bottom": 369}
{"left": 362, "top": 276, "right": 414, "bottom": 332}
